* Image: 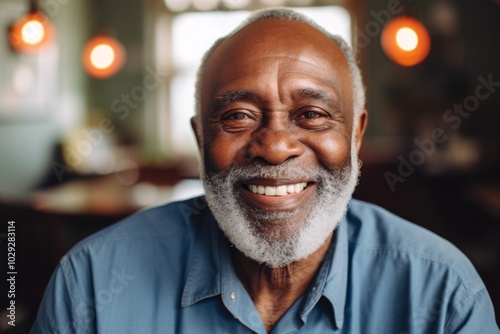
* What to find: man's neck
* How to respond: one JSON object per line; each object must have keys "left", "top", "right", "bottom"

{"left": 230, "top": 234, "right": 333, "bottom": 333}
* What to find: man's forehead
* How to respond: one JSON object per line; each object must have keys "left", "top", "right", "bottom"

{"left": 231, "top": 18, "right": 330, "bottom": 42}
{"left": 200, "top": 18, "right": 353, "bottom": 112}
{"left": 211, "top": 18, "right": 343, "bottom": 60}
{"left": 202, "top": 18, "right": 351, "bottom": 88}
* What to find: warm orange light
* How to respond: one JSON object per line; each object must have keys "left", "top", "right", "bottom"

{"left": 82, "top": 36, "right": 126, "bottom": 79}
{"left": 21, "top": 19, "right": 45, "bottom": 45}
{"left": 9, "top": 12, "right": 54, "bottom": 53}
{"left": 396, "top": 27, "right": 418, "bottom": 51}
{"left": 90, "top": 44, "right": 115, "bottom": 69}
{"left": 381, "top": 16, "right": 431, "bottom": 67}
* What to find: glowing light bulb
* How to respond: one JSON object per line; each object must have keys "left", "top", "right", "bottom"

{"left": 21, "top": 19, "right": 45, "bottom": 45}
{"left": 9, "top": 13, "right": 54, "bottom": 53}
{"left": 83, "top": 36, "right": 126, "bottom": 79}
{"left": 396, "top": 27, "right": 419, "bottom": 51}
{"left": 381, "top": 17, "right": 431, "bottom": 67}
{"left": 90, "top": 44, "right": 115, "bottom": 69}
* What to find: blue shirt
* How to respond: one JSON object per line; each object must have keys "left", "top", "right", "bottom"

{"left": 31, "top": 198, "right": 499, "bottom": 333}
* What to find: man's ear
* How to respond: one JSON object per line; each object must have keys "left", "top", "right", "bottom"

{"left": 190, "top": 116, "right": 203, "bottom": 150}
{"left": 354, "top": 109, "right": 368, "bottom": 153}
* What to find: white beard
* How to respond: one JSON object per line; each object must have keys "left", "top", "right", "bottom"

{"left": 201, "top": 149, "right": 360, "bottom": 268}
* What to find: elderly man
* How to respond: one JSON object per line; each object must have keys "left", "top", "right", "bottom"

{"left": 32, "top": 8, "right": 498, "bottom": 334}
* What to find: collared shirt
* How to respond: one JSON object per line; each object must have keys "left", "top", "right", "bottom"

{"left": 31, "top": 198, "right": 499, "bottom": 334}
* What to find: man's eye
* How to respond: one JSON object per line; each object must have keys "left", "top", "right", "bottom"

{"left": 219, "top": 111, "right": 257, "bottom": 132}
{"left": 299, "top": 110, "right": 328, "bottom": 121}
{"left": 225, "top": 113, "right": 247, "bottom": 120}
{"left": 296, "top": 109, "right": 332, "bottom": 130}
{"left": 302, "top": 111, "right": 321, "bottom": 119}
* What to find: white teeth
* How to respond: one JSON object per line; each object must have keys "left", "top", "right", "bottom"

{"left": 248, "top": 182, "right": 308, "bottom": 196}
{"left": 276, "top": 185, "right": 287, "bottom": 195}
{"left": 265, "top": 186, "right": 276, "bottom": 196}
{"left": 257, "top": 185, "right": 265, "bottom": 194}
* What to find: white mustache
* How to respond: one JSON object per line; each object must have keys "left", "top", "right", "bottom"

{"left": 207, "top": 163, "right": 344, "bottom": 184}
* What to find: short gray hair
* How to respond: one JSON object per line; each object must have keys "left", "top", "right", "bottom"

{"left": 193, "top": 7, "right": 365, "bottom": 130}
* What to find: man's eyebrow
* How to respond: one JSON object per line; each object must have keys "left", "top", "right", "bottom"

{"left": 210, "top": 88, "right": 341, "bottom": 114}
{"left": 294, "top": 88, "right": 340, "bottom": 111}
{"left": 211, "top": 90, "right": 260, "bottom": 114}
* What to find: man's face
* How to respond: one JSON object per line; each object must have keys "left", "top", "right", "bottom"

{"left": 194, "top": 19, "right": 365, "bottom": 267}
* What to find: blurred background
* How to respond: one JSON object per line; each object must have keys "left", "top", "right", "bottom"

{"left": 0, "top": 0, "right": 499, "bottom": 331}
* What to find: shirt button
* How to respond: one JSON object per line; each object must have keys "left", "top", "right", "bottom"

{"left": 230, "top": 292, "right": 236, "bottom": 302}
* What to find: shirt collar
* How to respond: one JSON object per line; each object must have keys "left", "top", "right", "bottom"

{"left": 180, "top": 208, "right": 267, "bottom": 332}
{"left": 181, "top": 209, "right": 221, "bottom": 307}
{"left": 181, "top": 204, "right": 350, "bottom": 330}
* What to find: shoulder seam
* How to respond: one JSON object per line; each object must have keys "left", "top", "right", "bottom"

{"left": 348, "top": 240, "right": 484, "bottom": 296}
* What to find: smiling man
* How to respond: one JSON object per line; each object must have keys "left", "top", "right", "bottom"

{"left": 31, "top": 8, "right": 498, "bottom": 334}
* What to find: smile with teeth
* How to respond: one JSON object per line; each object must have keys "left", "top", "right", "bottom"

{"left": 246, "top": 182, "right": 308, "bottom": 196}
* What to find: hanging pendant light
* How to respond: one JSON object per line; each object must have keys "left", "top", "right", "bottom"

{"left": 82, "top": 35, "right": 126, "bottom": 79}
{"left": 8, "top": 1, "right": 55, "bottom": 53}
{"left": 381, "top": 16, "right": 431, "bottom": 67}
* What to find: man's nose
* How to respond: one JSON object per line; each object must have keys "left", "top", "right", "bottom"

{"left": 245, "top": 127, "right": 305, "bottom": 165}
